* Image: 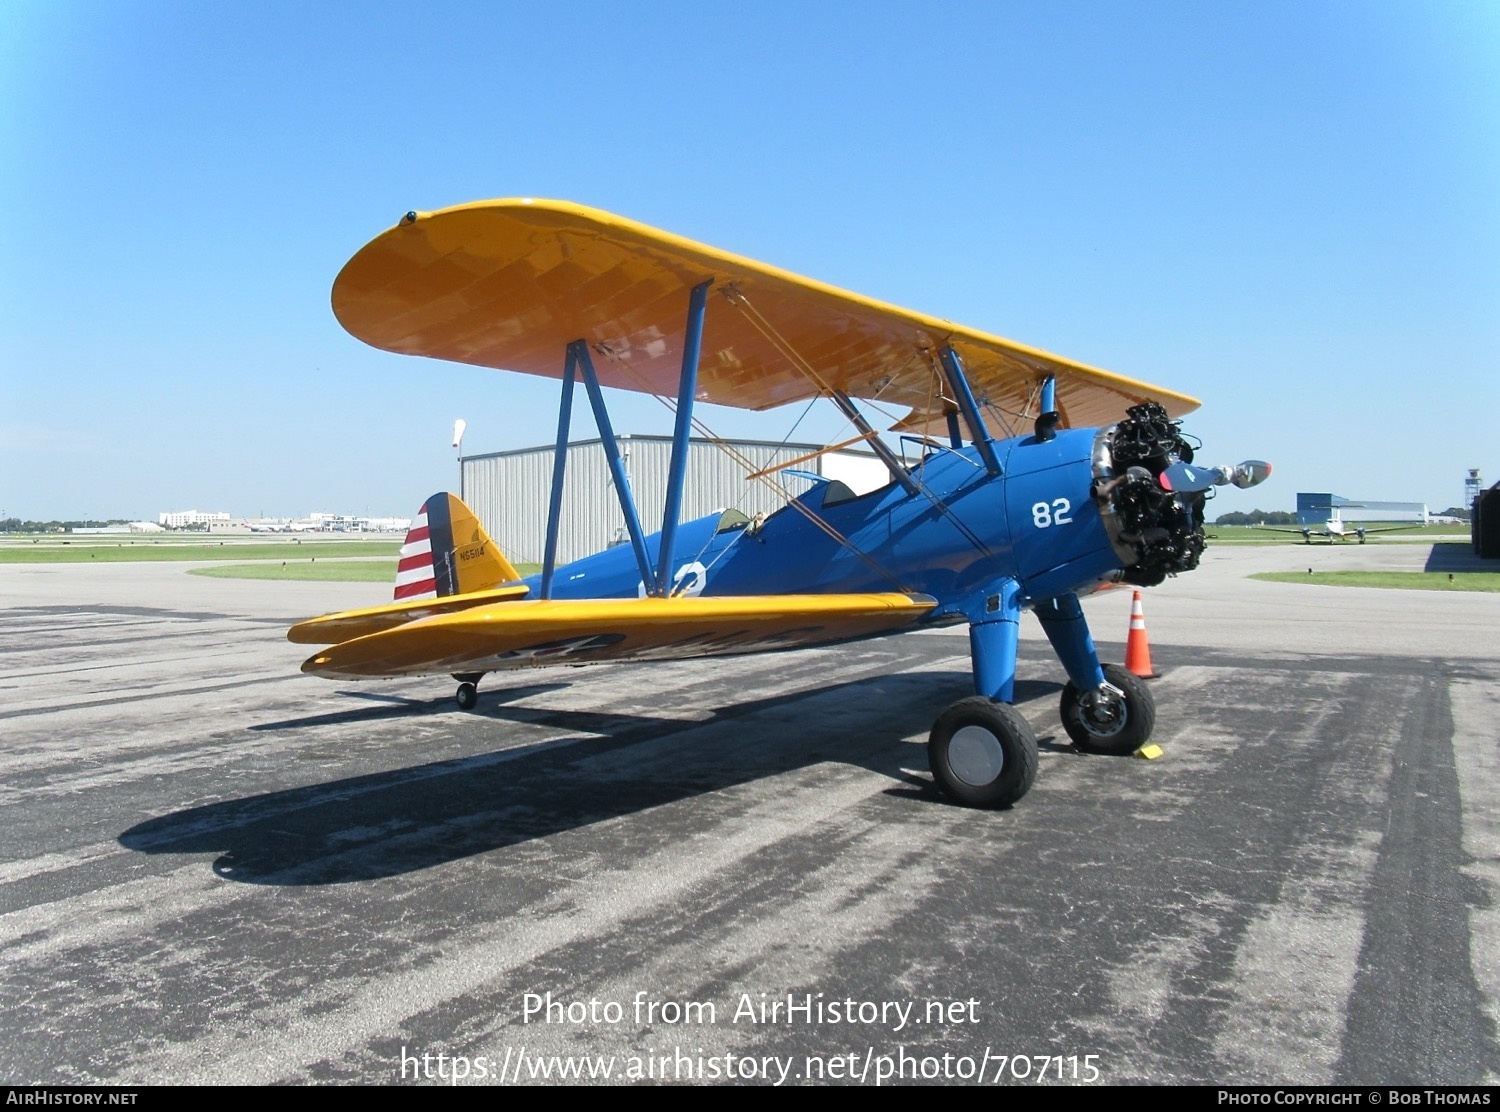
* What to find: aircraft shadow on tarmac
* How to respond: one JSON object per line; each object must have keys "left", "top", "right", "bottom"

{"left": 117, "top": 672, "right": 1065, "bottom": 887}
{"left": 244, "top": 683, "right": 573, "bottom": 732}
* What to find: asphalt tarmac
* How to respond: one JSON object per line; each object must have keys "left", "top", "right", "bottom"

{"left": 2, "top": 541, "right": 1497, "bottom": 1085}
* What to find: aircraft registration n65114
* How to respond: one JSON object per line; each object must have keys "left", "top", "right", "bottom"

{"left": 292, "top": 198, "right": 1270, "bottom": 808}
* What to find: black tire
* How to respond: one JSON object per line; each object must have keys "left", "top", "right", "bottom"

{"left": 928, "top": 697, "right": 1038, "bottom": 808}
{"left": 1059, "top": 663, "right": 1155, "bottom": 755}
{"left": 455, "top": 682, "right": 479, "bottom": 711}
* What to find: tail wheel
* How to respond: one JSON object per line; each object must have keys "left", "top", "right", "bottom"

{"left": 455, "top": 682, "right": 479, "bottom": 710}
{"left": 1059, "top": 663, "right": 1155, "bottom": 755}
{"left": 928, "top": 697, "right": 1038, "bottom": 808}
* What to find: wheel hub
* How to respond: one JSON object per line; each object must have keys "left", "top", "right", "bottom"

{"left": 1079, "top": 691, "right": 1127, "bottom": 737}
{"left": 948, "top": 725, "right": 1006, "bottom": 786}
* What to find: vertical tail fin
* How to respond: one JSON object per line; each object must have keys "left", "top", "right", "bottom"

{"left": 395, "top": 493, "right": 520, "bottom": 600}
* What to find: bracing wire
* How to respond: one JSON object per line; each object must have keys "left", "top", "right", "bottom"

{"left": 728, "top": 292, "right": 997, "bottom": 563}
{"left": 589, "top": 343, "right": 911, "bottom": 591}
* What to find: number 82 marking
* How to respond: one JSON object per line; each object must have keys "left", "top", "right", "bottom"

{"left": 1031, "top": 498, "right": 1073, "bottom": 529}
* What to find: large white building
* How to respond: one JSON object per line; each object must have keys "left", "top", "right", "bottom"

{"left": 305, "top": 513, "right": 411, "bottom": 533}
{"left": 459, "top": 434, "right": 891, "bottom": 566}
{"left": 158, "top": 510, "right": 231, "bottom": 528}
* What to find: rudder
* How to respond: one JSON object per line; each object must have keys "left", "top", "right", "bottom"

{"left": 395, "top": 493, "right": 520, "bottom": 600}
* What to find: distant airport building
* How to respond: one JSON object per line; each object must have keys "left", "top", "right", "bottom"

{"left": 1296, "top": 493, "right": 1428, "bottom": 526}
{"left": 70, "top": 522, "right": 165, "bottom": 534}
{"left": 305, "top": 513, "right": 411, "bottom": 533}
{"left": 460, "top": 434, "right": 891, "bottom": 565}
{"left": 158, "top": 510, "right": 231, "bottom": 528}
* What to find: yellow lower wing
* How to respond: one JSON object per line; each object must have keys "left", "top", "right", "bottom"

{"left": 288, "top": 584, "right": 531, "bottom": 645}
{"left": 301, "top": 593, "right": 938, "bottom": 679}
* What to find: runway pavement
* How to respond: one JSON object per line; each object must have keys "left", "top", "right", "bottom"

{"left": 1, "top": 543, "right": 1497, "bottom": 1085}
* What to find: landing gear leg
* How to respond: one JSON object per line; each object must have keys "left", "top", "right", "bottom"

{"left": 1036, "top": 594, "right": 1156, "bottom": 755}
{"left": 452, "top": 672, "right": 484, "bottom": 710}
{"left": 928, "top": 578, "right": 1037, "bottom": 808}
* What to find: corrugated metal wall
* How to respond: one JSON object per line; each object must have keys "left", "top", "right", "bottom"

{"left": 1296, "top": 492, "right": 1427, "bottom": 525}
{"left": 461, "top": 435, "right": 887, "bottom": 565}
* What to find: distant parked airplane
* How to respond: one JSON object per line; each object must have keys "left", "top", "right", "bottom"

{"left": 1270, "top": 510, "right": 1420, "bottom": 544}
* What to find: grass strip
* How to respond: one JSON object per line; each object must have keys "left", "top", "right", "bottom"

{"left": 188, "top": 560, "right": 398, "bottom": 582}
{"left": 0, "top": 541, "right": 399, "bottom": 563}
{"left": 1250, "top": 571, "right": 1500, "bottom": 592}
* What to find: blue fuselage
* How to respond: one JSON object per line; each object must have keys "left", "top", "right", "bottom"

{"left": 524, "top": 427, "right": 1126, "bottom": 621}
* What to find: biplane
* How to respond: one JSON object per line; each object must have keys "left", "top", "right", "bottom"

{"left": 290, "top": 199, "right": 1269, "bottom": 808}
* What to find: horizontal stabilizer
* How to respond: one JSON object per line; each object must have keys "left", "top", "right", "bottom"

{"left": 287, "top": 584, "right": 531, "bottom": 644}
{"left": 301, "top": 592, "right": 937, "bottom": 679}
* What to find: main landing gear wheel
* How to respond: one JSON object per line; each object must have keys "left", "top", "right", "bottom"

{"left": 1059, "top": 663, "right": 1155, "bottom": 755}
{"left": 928, "top": 697, "right": 1039, "bottom": 808}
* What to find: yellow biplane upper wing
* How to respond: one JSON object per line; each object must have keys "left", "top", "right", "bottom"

{"left": 332, "top": 199, "right": 1198, "bottom": 436}
{"left": 302, "top": 593, "right": 938, "bottom": 679}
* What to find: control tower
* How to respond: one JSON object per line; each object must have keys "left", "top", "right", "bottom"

{"left": 1467, "top": 469, "right": 1484, "bottom": 510}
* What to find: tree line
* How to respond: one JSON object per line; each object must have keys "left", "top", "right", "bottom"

{"left": 1212, "top": 511, "right": 1298, "bottom": 526}
{"left": 1, "top": 519, "right": 133, "bottom": 533}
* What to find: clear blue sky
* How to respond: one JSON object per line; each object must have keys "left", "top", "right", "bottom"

{"left": 2, "top": 0, "right": 1496, "bottom": 521}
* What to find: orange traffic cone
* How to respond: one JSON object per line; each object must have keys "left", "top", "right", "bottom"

{"left": 1125, "top": 590, "right": 1159, "bottom": 678}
